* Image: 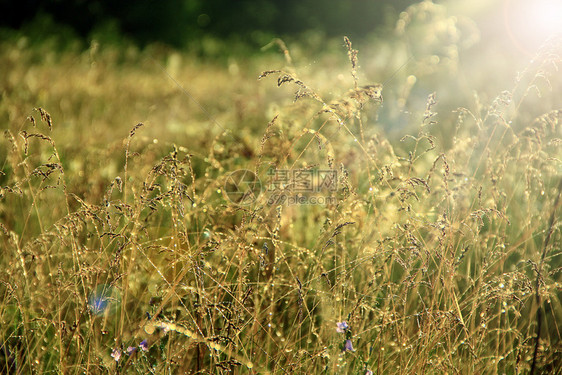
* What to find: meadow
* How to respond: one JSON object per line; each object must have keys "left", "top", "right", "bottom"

{"left": 1, "top": 2, "right": 562, "bottom": 374}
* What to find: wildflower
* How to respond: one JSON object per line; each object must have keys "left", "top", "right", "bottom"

{"left": 365, "top": 370, "right": 373, "bottom": 375}
{"left": 126, "top": 346, "right": 137, "bottom": 355}
{"left": 158, "top": 322, "right": 171, "bottom": 333}
{"left": 111, "top": 348, "right": 121, "bottom": 361}
{"left": 139, "top": 340, "right": 148, "bottom": 352}
{"left": 343, "top": 339, "right": 355, "bottom": 352}
{"left": 336, "top": 321, "right": 349, "bottom": 333}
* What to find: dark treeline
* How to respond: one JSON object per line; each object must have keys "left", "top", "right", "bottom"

{"left": 1, "top": 0, "right": 418, "bottom": 47}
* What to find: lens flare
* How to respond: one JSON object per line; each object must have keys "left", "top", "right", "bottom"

{"left": 88, "top": 284, "right": 120, "bottom": 315}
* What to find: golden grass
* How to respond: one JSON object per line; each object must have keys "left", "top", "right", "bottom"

{"left": 1, "top": 4, "right": 562, "bottom": 373}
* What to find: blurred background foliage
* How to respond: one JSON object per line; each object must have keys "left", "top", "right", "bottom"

{"left": 1, "top": 0, "right": 418, "bottom": 48}
{"left": 2, "top": 0, "right": 560, "bottom": 145}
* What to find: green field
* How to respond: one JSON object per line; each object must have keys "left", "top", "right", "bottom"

{"left": 1, "top": 1, "right": 562, "bottom": 374}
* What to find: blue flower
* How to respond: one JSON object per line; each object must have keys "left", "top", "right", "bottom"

{"left": 126, "top": 346, "right": 137, "bottom": 355}
{"left": 343, "top": 339, "right": 355, "bottom": 352}
{"left": 336, "top": 321, "right": 349, "bottom": 333}
{"left": 139, "top": 339, "right": 149, "bottom": 352}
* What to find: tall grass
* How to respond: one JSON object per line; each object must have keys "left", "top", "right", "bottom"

{"left": 1, "top": 3, "right": 562, "bottom": 374}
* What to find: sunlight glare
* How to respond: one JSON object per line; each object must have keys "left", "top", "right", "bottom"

{"left": 504, "top": 0, "right": 562, "bottom": 55}
{"left": 529, "top": 0, "right": 562, "bottom": 37}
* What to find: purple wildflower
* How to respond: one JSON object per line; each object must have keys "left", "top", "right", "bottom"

{"left": 365, "top": 370, "right": 373, "bottom": 375}
{"left": 139, "top": 339, "right": 149, "bottom": 352}
{"left": 126, "top": 346, "right": 137, "bottom": 355}
{"left": 111, "top": 348, "right": 121, "bottom": 361}
{"left": 343, "top": 339, "right": 355, "bottom": 352}
{"left": 336, "top": 321, "right": 349, "bottom": 333}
